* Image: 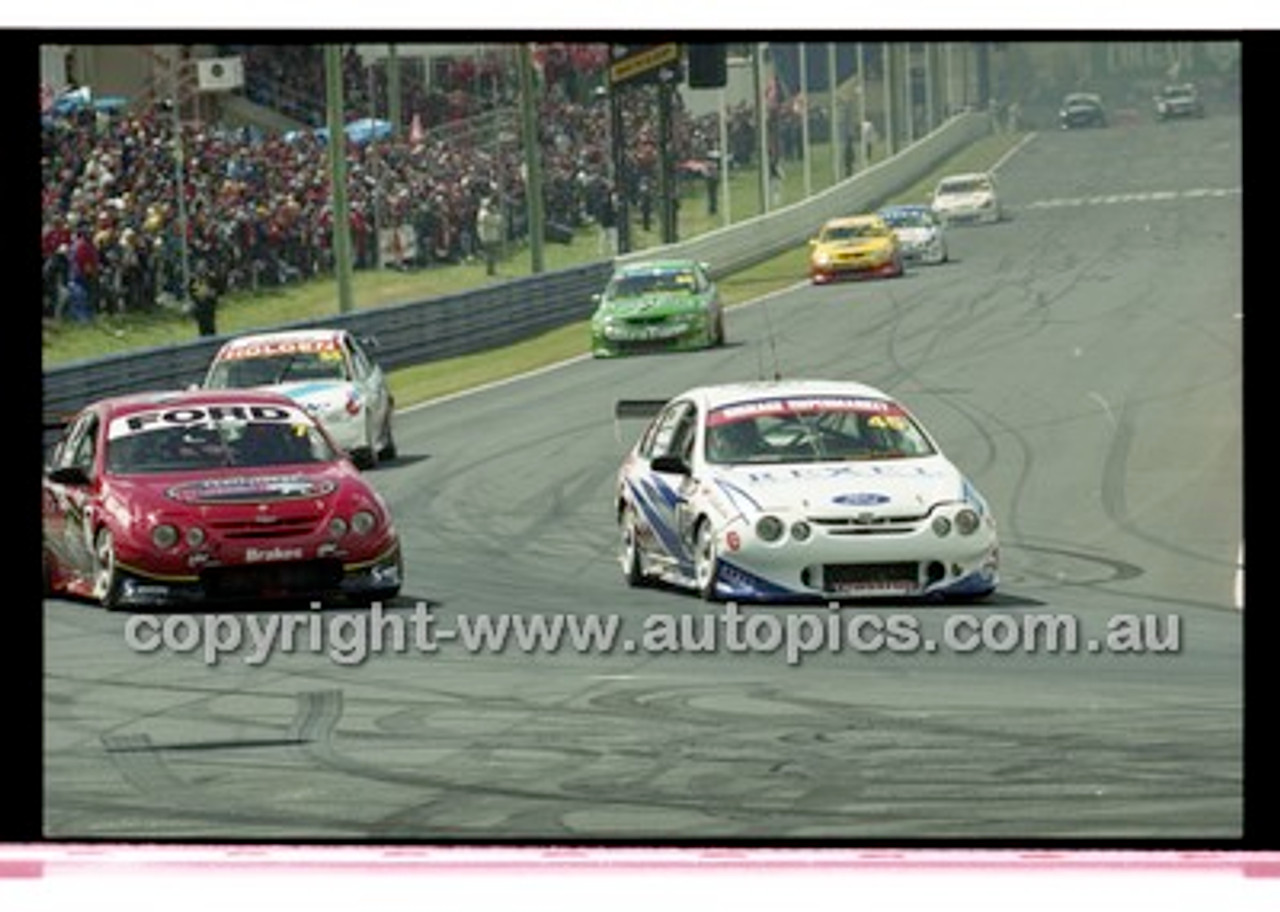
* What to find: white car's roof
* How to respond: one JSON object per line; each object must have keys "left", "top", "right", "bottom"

{"left": 937, "top": 172, "right": 992, "bottom": 186}
{"left": 220, "top": 328, "right": 346, "bottom": 347}
{"left": 677, "top": 379, "right": 898, "bottom": 412}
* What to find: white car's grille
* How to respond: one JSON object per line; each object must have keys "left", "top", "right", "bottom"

{"left": 823, "top": 561, "right": 921, "bottom": 591}
{"left": 809, "top": 515, "right": 926, "bottom": 536}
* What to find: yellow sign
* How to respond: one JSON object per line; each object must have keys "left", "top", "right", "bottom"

{"left": 610, "top": 43, "right": 680, "bottom": 84}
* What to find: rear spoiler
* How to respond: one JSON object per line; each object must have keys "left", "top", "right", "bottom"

{"left": 614, "top": 399, "right": 669, "bottom": 420}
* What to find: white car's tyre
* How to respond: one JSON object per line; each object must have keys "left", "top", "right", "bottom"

{"left": 620, "top": 504, "right": 647, "bottom": 587}
{"left": 693, "top": 518, "right": 721, "bottom": 601}
{"left": 353, "top": 413, "right": 378, "bottom": 470}
{"left": 377, "top": 411, "right": 397, "bottom": 462}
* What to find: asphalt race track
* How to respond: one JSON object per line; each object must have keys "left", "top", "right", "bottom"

{"left": 43, "top": 110, "right": 1243, "bottom": 841}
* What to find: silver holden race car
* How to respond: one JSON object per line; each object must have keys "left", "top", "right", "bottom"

{"left": 614, "top": 380, "right": 999, "bottom": 602}
{"left": 203, "top": 329, "right": 396, "bottom": 470}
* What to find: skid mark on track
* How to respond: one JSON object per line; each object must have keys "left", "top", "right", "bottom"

{"left": 1098, "top": 400, "right": 1236, "bottom": 571}
{"left": 290, "top": 679, "right": 1240, "bottom": 837}
{"left": 101, "top": 733, "right": 200, "bottom": 807}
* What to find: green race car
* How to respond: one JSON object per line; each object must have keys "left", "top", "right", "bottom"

{"left": 590, "top": 259, "right": 726, "bottom": 358}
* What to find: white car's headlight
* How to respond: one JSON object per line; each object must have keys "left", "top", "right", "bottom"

{"left": 955, "top": 508, "right": 981, "bottom": 536}
{"left": 756, "top": 515, "right": 785, "bottom": 542}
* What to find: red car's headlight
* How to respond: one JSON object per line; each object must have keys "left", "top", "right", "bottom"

{"left": 350, "top": 510, "right": 378, "bottom": 535}
{"left": 151, "top": 524, "right": 179, "bottom": 549}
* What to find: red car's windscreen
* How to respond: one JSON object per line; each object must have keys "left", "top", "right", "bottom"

{"left": 106, "top": 410, "right": 338, "bottom": 474}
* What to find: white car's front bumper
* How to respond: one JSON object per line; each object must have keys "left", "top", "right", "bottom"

{"left": 900, "top": 236, "right": 947, "bottom": 263}
{"left": 711, "top": 510, "right": 999, "bottom": 601}
{"left": 936, "top": 204, "right": 1000, "bottom": 225}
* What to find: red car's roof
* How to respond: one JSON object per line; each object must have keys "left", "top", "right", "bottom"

{"left": 95, "top": 388, "right": 304, "bottom": 421}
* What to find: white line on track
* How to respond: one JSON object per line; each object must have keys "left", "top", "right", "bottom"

{"left": 1235, "top": 541, "right": 1244, "bottom": 611}
{"left": 398, "top": 281, "right": 809, "bottom": 415}
{"left": 990, "top": 131, "right": 1038, "bottom": 173}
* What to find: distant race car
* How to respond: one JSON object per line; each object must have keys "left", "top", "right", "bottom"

{"left": 1059, "top": 92, "right": 1108, "bottom": 128}
{"left": 613, "top": 379, "right": 1000, "bottom": 602}
{"left": 877, "top": 204, "right": 949, "bottom": 265}
{"left": 930, "top": 172, "right": 1003, "bottom": 226}
{"left": 590, "top": 259, "right": 725, "bottom": 357}
{"left": 807, "top": 214, "right": 905, "bottom": 284}
{"left": 42, "top": 389, "right": 403, "bottom": 609}
{"left": 1154, "top": 83, "right": 1205, "bottom": 120}
{"left": 203, "top": 328, "right": 396, "bottom": 469}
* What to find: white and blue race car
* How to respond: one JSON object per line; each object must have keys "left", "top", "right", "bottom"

{"left": 614, "top": 380, "right": 999, "bottom": 602}
{"left": 203, "top": 329, "right": 396, "bottom": 470}
{"left": 878, "top": 204, "right": 949, "bottom": 265}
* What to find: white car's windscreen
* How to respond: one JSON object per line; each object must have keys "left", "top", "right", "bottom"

{"left": 881, "top": 210, "right": 936, "bottom": 229}
{"left": 937, "top": 178, "right": 991, "bottom": 196}
{"left": 704, "top": 397, "right": 936, "bottom": 465}
{"left": 207, "top": 349, "right": 350, "bottom": 387}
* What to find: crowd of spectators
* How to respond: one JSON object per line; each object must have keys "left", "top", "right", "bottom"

{"left": 42, "top": 44, "right": 809, "bottom": 325}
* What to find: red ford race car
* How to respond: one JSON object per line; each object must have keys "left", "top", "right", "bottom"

{"left": 42, "top": 389, "right": 403, "bottom": 609}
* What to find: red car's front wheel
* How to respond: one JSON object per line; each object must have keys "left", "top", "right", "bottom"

{"left": 92, "top": 527, "right": 124, "bottom": 611}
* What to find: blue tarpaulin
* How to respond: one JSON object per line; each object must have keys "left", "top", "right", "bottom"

{"left": 343, "top": 117, "right": 392, "bottom": 144}
{"left": 48, "top": 88, "right": 129, "bottom": 118}
{"left": 285, "top": 118, "right": 392, "bottom": 145}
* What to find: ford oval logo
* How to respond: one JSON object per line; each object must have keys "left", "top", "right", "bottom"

{"left": 832, "top": 492, "right": 890, "bottom": 506}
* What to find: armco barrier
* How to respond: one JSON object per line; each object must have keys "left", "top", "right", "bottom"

{"left": 42, "top": 112, "right": 992, "bottom": 421}
{"left": 42, "top": 262, "right": 614, "bottom": 423}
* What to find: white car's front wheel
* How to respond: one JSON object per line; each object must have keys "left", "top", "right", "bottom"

{"left": 620, "top": 504, "right": 647, "bottom": 587}
{"left": 352, "top": 411, "right": 378, "bottom": 470}
{"left": 693, "top": 518, "right": 720, "bottom": 601}
{"left": 377, "top": 408, "right": 397, "bottom": 462}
